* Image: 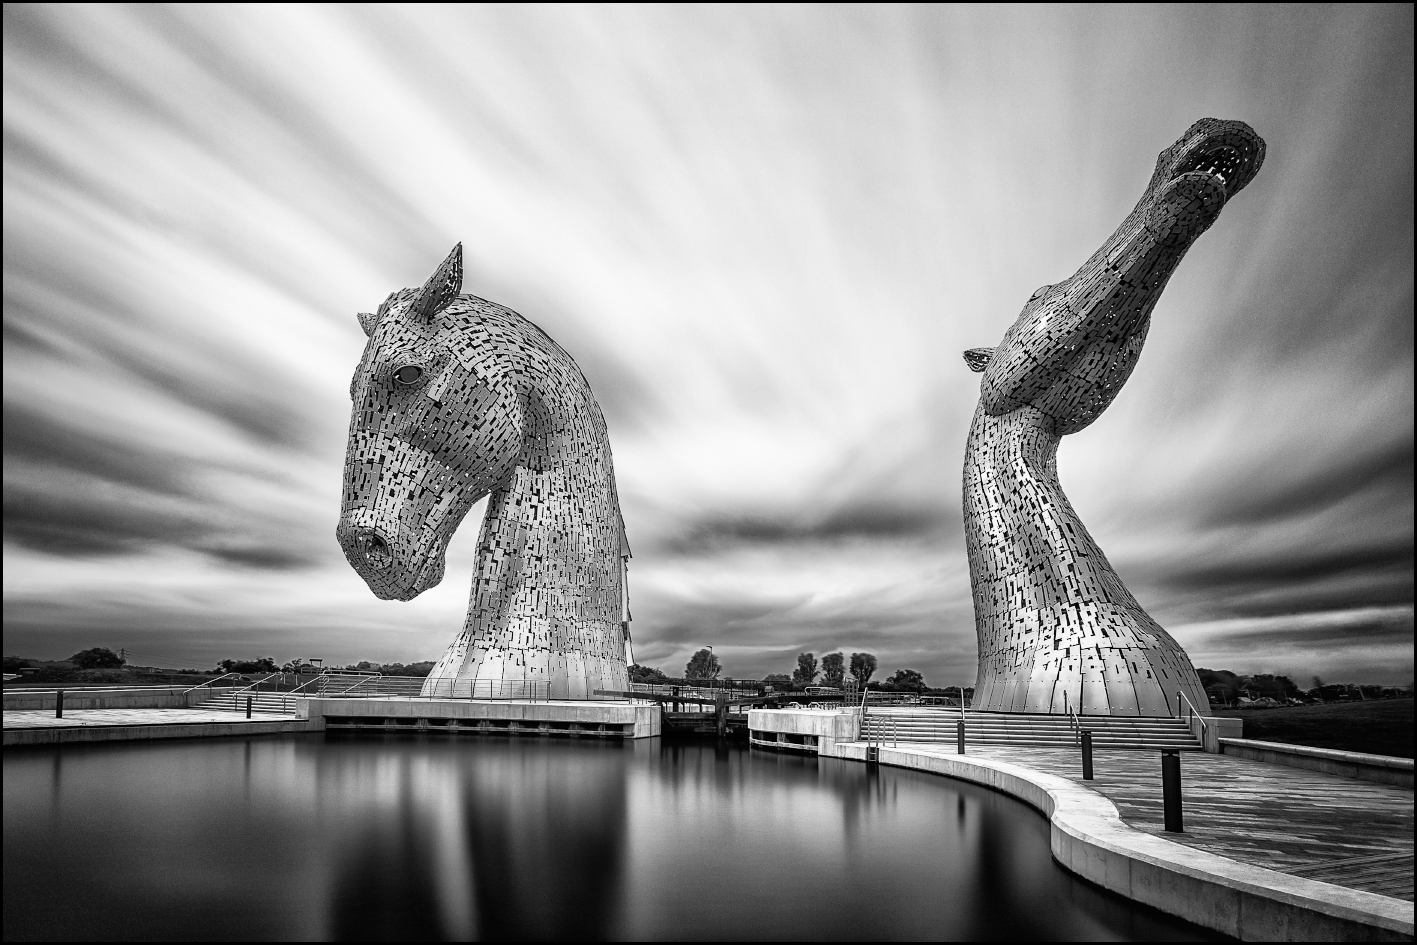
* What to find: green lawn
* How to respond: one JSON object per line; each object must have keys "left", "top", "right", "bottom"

{"left": 1214, "top": 699, "right": 1414, "bottom": 758}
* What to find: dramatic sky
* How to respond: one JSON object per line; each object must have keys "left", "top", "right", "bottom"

{"left": 4, "top": 4, "right": 1412, "bottom": 684}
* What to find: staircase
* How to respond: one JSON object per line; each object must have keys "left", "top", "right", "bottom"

{"left": 861, "top": 709, "right": 1201, "bottom": 750}
{"left": 196, "top": 690, "right": 298, "bottom": 715}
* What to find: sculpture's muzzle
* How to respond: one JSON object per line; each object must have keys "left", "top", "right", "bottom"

{"left": 336, "top": 434, "right": 451, "bottom": 602}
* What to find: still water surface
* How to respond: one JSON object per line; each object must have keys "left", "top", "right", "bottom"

{"left": 4, "top": 735, "right": 1218, "bottom": 941}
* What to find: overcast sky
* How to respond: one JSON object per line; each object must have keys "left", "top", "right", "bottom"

{"left": 4, "top": 4, "right": 1412, "bottom": 684}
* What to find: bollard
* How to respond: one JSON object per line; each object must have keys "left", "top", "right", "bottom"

{"left": 246, "top": 696, "right": 253, "bottom": 719}
{"left": 956, "top": 719, "right": 966, "bottom": 755}
{"left": 1162, "top": 750, "right": 1183, "bottom": 832}
{"left": 1081, "top": 730, "right": 1094, "bottom": 780}
{"left": 55, "top": 690, "right": 64, "bottom": 719}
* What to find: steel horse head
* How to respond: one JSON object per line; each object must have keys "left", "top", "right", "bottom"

{"left": 963, "top": 119, "right": 1265, "bottom": 717}
{"left": 338, "top": 246, "right": 631, "bottom": 698}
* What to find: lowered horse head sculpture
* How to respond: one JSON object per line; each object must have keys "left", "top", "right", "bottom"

{"left": 963, "top": 118, "right": 1264, "bottom": 717}
{"left": 338, "top": 245, "right": 631, "bottom": 699}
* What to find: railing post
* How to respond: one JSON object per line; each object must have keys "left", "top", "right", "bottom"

{"left": 1162, "top": 750, "right": 1183, "bottom": 832}
{"left": 956, "top": 719, "right": 966, "bottom": 755}
{"left": 246, "top": 696, "right": 253, "bottom": 719}
{"left": 55, "top": 690, "right": 64, "bottom": 719}
{"left": 1081, "top": 730, "right": 1094, "bottom": 780}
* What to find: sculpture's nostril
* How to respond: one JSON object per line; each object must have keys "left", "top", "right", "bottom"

{"left": 356, "top": 530, "right": 392, "bottom": 571}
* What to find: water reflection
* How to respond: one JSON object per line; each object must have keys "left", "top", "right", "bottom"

{"left": 3, "top": 735, "right": 1220, "bottom": 942}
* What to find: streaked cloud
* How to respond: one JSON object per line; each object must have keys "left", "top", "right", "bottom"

{"left": 3, "top": 4, "right": 1411, "bottom": 683}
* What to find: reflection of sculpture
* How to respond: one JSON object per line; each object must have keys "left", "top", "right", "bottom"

{"left": 963, "top": 119, "right": 1265, "bottom": 717}
{"left": 337, "top": 246, "right": 631, "bottom": 698}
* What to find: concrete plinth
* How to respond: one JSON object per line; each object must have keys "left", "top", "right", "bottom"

{"left": 303, "top": 697, "right": 660, "bottom": 739}
{"left": 747, "top": 706, "right": 859, "bottom": 754}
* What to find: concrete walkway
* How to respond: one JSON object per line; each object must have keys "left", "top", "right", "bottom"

{"left": 902, "top": 743, "right": 1414, "bottom": 902}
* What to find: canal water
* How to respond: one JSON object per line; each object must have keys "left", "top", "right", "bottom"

{"left": 4, "top": 735, "right": 1218, "bottom": 941}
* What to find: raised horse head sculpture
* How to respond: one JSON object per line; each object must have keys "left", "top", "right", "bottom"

{"left": 963, "top": 118, "right": 1265, "bottom": 717}
{"left": 337, "top": 245, "right": 631, "bottom": 699}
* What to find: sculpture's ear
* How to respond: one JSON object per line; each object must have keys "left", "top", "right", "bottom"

{"left": 412, "top": 243, "right": 463, "bottom": 321}
{"left": 357, "top": 311, "right": 379, "bottom": 337}
{"left": 963, "top": 347, "right": 995, "bottom": 373}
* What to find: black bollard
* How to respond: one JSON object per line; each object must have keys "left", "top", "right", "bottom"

{"left": 956, "top": 719, "right": 966, "bottom": 755}
{"left": 1081, "top": 730, "right": 1094, "bottom": 780}
{"left": 246, "top": 696, "right": 253, "bottom": 719}
{"left": 1162, "top": 750, "right": 1183, "bottom": 832}
{"left": 55, "top": 690, "right": 64, "bottom": 719}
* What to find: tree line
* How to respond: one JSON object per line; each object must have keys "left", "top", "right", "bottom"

{"left": 631, "top": 648, "right": 937, "bottom": 692}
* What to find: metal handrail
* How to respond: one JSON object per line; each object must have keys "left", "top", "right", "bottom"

{"left": 335, "top": 675, "right": 380, "bottom": 696}
{"left": 285, "top": 675, "right": 329, "bottom": 697}
{"left": 232, "top": 673, "right": 281, "bottom": 695}
{"left": 1066, "top": 706, "right": 1082, "bottom": 748}
{"left": 1176, "top": 689, "right": 1209, "bottom": 742}
{"left": 184, "top": 672, "right": 243, "bottom": 693}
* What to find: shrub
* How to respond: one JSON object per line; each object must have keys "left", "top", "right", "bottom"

{"left": 70, "top": 648, "right": 126, "bottom": 670}
{"left": 630, "top": 664, "right": 670, "bottom": 684}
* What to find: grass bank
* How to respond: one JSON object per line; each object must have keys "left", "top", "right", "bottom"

{"left": 1214, "top": 699, "right": 1413, "bottom": 758}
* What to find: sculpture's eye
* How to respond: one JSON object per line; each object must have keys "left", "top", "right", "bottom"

{"left": 1030, "top": 285, "right": 1052, "bottom": 301}
{"left": 393, "top": 365, "right": 424, "bottom": 386}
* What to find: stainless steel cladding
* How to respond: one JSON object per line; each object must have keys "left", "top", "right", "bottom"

{"left": 338, "top": 245, "right": 632, "bottom": 699}
{"left": 962, "top": 119, "right": 1265, "bottom": 717}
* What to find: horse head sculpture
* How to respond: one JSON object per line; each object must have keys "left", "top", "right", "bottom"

{"left": 963, "top": 119, "right": 1264, "bottom": 716}
{"left": 338, "top": 245, "right": 631, "bottom": 699}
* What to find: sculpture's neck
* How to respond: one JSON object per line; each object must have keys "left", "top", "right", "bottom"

{"left": 443, "top": 381, "right": 628, "bottom": 699}
{"left": 471, "top": 395, "right": 623, "bottom": 625}
{"left": 963, "top": 404, "right": 1140, "bottom": 615}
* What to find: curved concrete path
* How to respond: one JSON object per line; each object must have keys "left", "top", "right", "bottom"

{"left": 833, "top": 742, "right": 1413, "bottom": 941}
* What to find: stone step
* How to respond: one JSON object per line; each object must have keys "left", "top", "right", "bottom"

{"left": 860, "top": 712, "right": 1201, "bottom": 750}
{"left": 861, "top": 725, "right": 1195, "bottom": 736}
{"left": 197, "top": 693, "right": 298, "bottom": 715}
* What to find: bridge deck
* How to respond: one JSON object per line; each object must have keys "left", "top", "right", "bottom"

{"left": 891, "top": 743, "right": 1414, "bottom": 902}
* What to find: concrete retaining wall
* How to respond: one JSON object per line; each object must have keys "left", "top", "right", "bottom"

{"left": 1186, "top": 713, "right": 1244, "bottom": 752}
{"left": 3, "top": 718, "right": 315, "bottom": 746}
{"left": 747, "top": 706, "right": 859, "bottom": 754}
{"left": 303, "top": 697, "right": 661, "bottom": 738}
{"left": 2, "top": 687, "right": 240, "bottom": 711}
{"left": 1220, "top": 738, "right": 1414, "bottom": 789}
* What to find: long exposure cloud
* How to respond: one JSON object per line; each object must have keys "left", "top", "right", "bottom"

{"left": 3, "top": 5, "right": 1412, "bottom": 683}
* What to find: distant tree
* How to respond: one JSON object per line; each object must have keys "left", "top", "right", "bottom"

{"left": 1246, "top": 674, "right": 1299, "bottom": 701}
{"left": 1197, "top": 668, "right": 1241, "bottom": 705}
{"left": 70, "top": 647, "right": 126, "bottom": 670}
{"left": 885, "top": 668, "right": 927, "bottom": 692}
{"left": 792, "top": 652, "right": 818, "bottom": 688}
{"left": 850, "top": 652, "right": 878, "bottom": 687}
{"left": 762, "top": 673, "right": 792, "bottom": 689}
{"left": 217, "top": 657, "right": 277, "bottom": 674}
{"left": 3, "top": 656, "right": 34, "bottom": 672}
{"left": 685, "top": 649, "right": 721, "bottom": 680}
{"left": 379, "top": 661, "right": 435, "bottom": 677}
{"left": 630, "top": 664, "right": 670, "bottom": 684}
{"left": 820, "top": 652, "right": 845, "bottom": 688}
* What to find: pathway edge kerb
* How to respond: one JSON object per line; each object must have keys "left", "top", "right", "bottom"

{"left": 1218, "top": 739, "right": 1414, "bottom": 771}
{"left": 832, "top": 742, "right": 1413, "bottom": 942}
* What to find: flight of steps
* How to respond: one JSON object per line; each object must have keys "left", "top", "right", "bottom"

{"left": 861, "top": 709, "right": 1202, "bottom": 750}
{"left": 196, "top": 691, "right": 298, "bottom": 715}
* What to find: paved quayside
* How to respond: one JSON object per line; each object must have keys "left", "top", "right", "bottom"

{"left": 901, "top": 744, "right": 1413, "bottom": 901}
{"left": 751, "top": 707, "right": 1414, "bottom": 941}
